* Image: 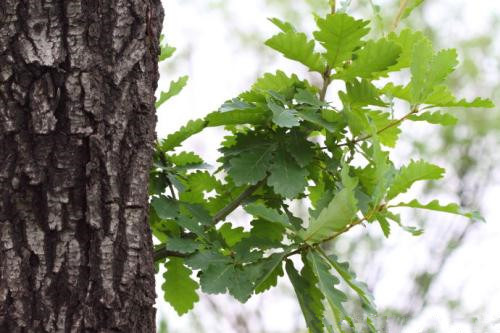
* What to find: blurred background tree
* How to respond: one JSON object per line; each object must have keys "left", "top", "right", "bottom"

{"left": 156, "top": 0, "right": 500, "bottom": 332}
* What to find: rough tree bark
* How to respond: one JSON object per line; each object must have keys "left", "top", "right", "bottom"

{"left": 0, "top": 1, "right": 163, "bottom": 332}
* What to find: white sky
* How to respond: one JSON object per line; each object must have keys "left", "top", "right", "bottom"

{"left": 155, "top": 1, "right": 500, "bottom": 332}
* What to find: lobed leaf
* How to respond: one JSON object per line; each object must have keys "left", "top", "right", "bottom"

{"left": 267, "top": 149, "right": 309, "bottom": 198}
{"left": 228, "top": 144, "right": 275, "bottom": 185}
{"left": 162, "top": 258, "right": 199, "bottom": 315}
{"left": 334, "top": 38, "right": 401, "bottom": 80}
{"left": 314, "top": 13, "right": 370, "bottom": 68}
{"left": 391, "top": 199, "right": 484, "bottom": 222}
{"left": 265, "top": 31, "right": 326, "bottom": 73}
{"left": 159, "top": 119, "right": 207, "bottom": 152}
{"left": 285, "top": 260, "right": 325, "bottom": 333}
{"left": 387, "top": 160, "right": 445, "bottom": 200}
{"left": 300, "top": 185, "right": 358, "bottom": 243}
{"left": 156, "top": 76, "right": 189, "bottom": 108}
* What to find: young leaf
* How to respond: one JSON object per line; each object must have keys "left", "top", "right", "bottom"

{"left": 205, "top": 108, "right": 269, "bottom": 127}
{"left": 267, "top": 149, "right": 309, "bottom": 198}
{"left": 156, "top": 76, "right": 189, "bottom": 108}
{"left": 219, "top": 222, "right": 249, "bottom": 247}
{"left": 159, "top": 40, "right": 176, "bottom": 62}
{"left": 268, "top": 17, "right": 296, "bottom": 33}
{"left": 334, "top": 38, "right": 401, "bottom": 80}
{"left": 410, "top": 41, "right": 458, "bottom": 103}
{"left": 346, "top": 79, "right": 387, "bottom": 107}
{"left": 424, "top": 85, "right": 495, "bottom": 108}
{"left": 387, "top": 160, "right": 445, "bottom": 200}
{"left": 314, "top": 13, "right": 370, "bottom": 68}
{"left": 285, "top": 260, "right": 325, "bottom": 333}
{"left": 374, "top": 212, "right": 391, "bottom": 238}
{"left": 162, "top": 258, "right": 199, "bottom": 315}
{"left": 265, "top": 31, "right": 326, "bottom": 73}
{"left": 159, "top": 119, "right": 207, "bottom": 152}
{"left": 252, "top": 70, "right": 318, "bottom": 94}
{"left": 390, "top": 199, "right": 484, "bottom": 222}
{"left": 367, "top": 110, "right": 402, "bottom": 147}
{"left": 408, "top": 110, "right": 458, "bottom": 126}
{"left": 300, "top": 185, "right": 358, "bottom": 243}
{"left": 169, "top": 151, "right": 204, "bottom": 166}
{"left": 387, "top": 28, "right": 428, "bottom": 71}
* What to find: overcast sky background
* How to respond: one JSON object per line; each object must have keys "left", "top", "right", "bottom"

{"left": 155, "top": 1, "right": 500, "bottom": 332}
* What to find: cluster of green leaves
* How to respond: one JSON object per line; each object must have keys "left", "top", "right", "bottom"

{"left": 152, "top": 8, "right": 492, "bottom": 333}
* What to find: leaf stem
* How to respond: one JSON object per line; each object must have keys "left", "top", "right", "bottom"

{"left": 284, "top": 204, "right": 385, "bottom": 260}
{"left": 319, "top": 67, "right": 332, "bottom": 102}
{"left": 339, "top": 105, "right": 419, "bottom": 146}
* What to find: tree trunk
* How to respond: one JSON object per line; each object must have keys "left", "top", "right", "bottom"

{"left": 0, "top": 1, "right": 163, "bottom": 332}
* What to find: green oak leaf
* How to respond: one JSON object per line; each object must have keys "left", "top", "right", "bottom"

{"left": 169, "top": 151, "right": 204, "bottom": 166}
{"left": 268, "top": 17, "right": 296, "bottom": 33}
{"left": 390, "top": 199, "right": 484, "bottom": 222}
{"left": 228, "top": 144, "right": 275, "bottom": 185}
{"left": 285, "top": 130, "right": 315, "bottom": 167}
{"left": 307, "top": 251, "right": 350, "bottom": 331}
{"left": 265, "top": 31, "right": 326, "bottom": 73}
{"left": 219, "top": 222, "right": 249, "bottom": 247}
{"left": 151, "top": 196, "right": 179, "bottom": 219}
{"left": 285, "top": 260, "right": 325, "bottom": 333}
{"left": 185, "top": 250, "right": 231, "bottom": 271}
{"left": 387, "top": 160, "right": 445, "bottom": 200}
{"left": 166, "top": 237, "right": 199, "bottom": 254}
{"left": 410, "top": 40, "right": 458, "bottom": 103}
{"left": 346, "top": 79, "right": 387, "bottom": 107}
{"left": 159, "top": 119, "right": 207, "bottom": 152}
{"left": 244, "top": 202, "right": 291, "bottom": 227}
{"left": 162, "top": 258, "right": 199, "bottom": 315}
{"left": 407, "top": 110, "right": 458, "bottom": 126}
{"left": 301, "top": 182, "right": 358, "bottom": 243}
{"left": 200, "top": 263, "right": 235, "bottom": 294}
{"left": 334, "top": 38, "right": 401, "bottom": 80}
{"left": 267, "top": 149, "right": 309, "bottom": 198}
{"left": 156, "top": 75, "right": 188, "bottom": 108}
{"left": 314, "top": 13, "right": 370, "bottom": 68}
{"left": 324, "top": 253, "right": 377, "bottom": 314}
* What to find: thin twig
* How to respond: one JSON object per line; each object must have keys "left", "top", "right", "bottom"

{"left": 391, "top": 0, "right": 410, "bottom": 32}
{"left": 154, "top": 248, "right": 187, "bottom": 261}
{"left": 213, "top": 179, "right": 266, "bottom": 223}
{"left": 329, "top": 0, "right": 336, "bottom": 14}
{"left": 167, "top": 181, "right": 176, "bottom": 200}
{"left": 154, "top": 178, "right": 266, "bottom": 262}
{"left": 339, "top": 105, "right": 419, "bottom": 147}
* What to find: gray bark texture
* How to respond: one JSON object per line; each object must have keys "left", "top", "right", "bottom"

{"left": 0, "top": 1, "right": 164, "bottom": 332}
